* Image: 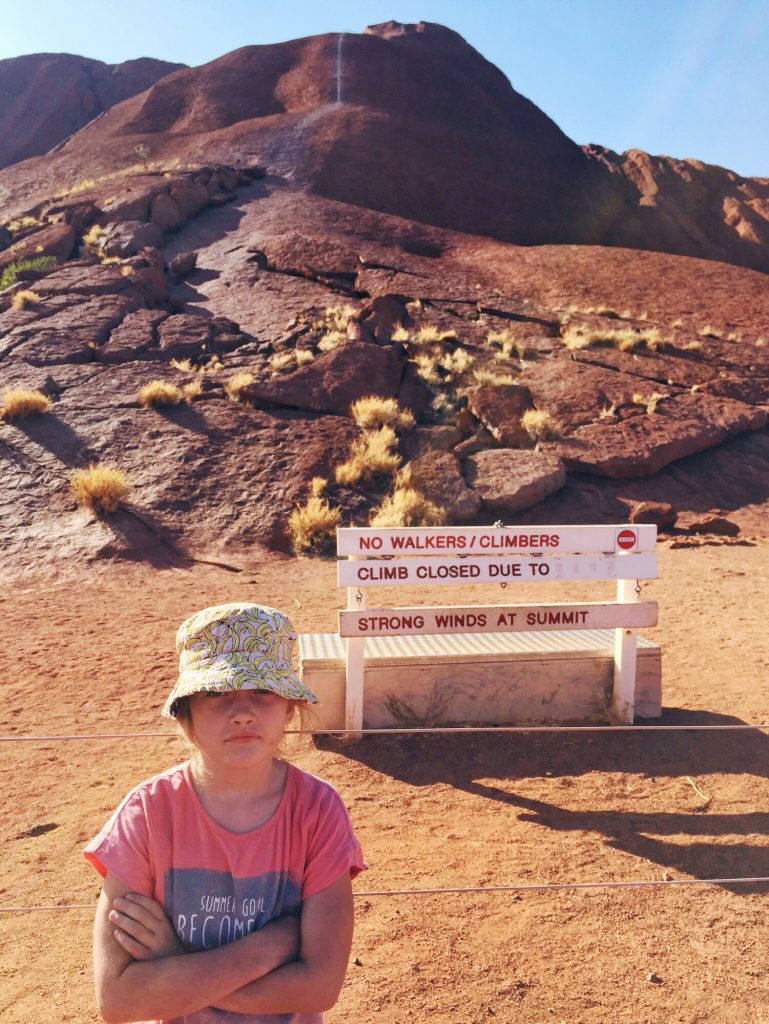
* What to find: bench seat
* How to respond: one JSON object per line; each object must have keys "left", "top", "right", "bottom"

{"left": 299, "top": 628, "right": 661, "bottom": 729}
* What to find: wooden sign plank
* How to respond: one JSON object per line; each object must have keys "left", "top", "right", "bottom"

{"left": 339, "top": 600, "right": 658, "bottom": 637}
{"left": 337, "top": 552, "right": 657, "bottom": 587}
{"left": 336, "top": 524, "right": 657, "bottom": 556}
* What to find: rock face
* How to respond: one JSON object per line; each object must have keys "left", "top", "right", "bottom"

{"left": 463, "top": 450, "right": 567, "bottom": 514}
{"left": 3, "top": 27, "right": 769, "bottom": 273}
{"left": 0, "top": 54, "right": 184, "bottom": 169}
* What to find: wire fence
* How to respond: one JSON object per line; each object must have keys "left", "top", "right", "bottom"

{"left": 5, "top": 720, "right": 769, "bottom": 918}
{"left": 4, "top": 722, "right": 769, "bottom": 742}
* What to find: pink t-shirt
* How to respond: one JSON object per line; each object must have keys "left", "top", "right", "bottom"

{"left": 84, "top": 761, "right": 366, "bottom": 1024}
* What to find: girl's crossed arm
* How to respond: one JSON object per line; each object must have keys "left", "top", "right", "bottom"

{"left": 94, "top": 871, "right": 300, "bottom": 1024}
{"left": 211, "top": 870, "right": 355, "bottom": 1015}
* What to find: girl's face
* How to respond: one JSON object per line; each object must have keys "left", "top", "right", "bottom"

{"left": 187, "top": 689, "right": 294, "bottom": 774}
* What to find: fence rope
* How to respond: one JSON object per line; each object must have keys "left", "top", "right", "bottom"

{"left": 3, "top": 875, "right": 769, "bottom": 914}
{"left": 3, "top": 723, "right": 769, "bottom": 742}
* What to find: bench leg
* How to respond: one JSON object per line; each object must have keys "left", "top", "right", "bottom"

{"left": 345, "top": 636, "right": 365, "bottom": 736}
{"left": 612, "top": 578, "right": 637, "bottom": 723}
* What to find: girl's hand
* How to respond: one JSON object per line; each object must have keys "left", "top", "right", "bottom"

{"left": 108, "top": 892, "right": 186, "bottom": 961}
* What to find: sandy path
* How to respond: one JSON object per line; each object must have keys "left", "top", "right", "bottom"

{"left": 3, "top": 538, "right": 769, "bottom": 1023}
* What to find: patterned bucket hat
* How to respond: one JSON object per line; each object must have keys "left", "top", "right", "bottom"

{"left": 162, "top": 602, "right": 318, "bottom": 718}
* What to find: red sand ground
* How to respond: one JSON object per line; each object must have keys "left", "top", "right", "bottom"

{"left": 3, "top": 540, "right": 769, "bottom": 1023}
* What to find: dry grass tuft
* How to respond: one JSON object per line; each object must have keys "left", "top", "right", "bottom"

{"left": 487, "top": 329, "right": 527, "bottom": 360}
{"left": 70, "top": 464, "right": 130, "bottom": 515}
{"left": 698, "top": 324, "right": 720, "bottom": 338}
{"left": 224, "top": 372, "right": 255, "bottom": 402}
{"left": 633, "top": 390, "right": 669, "bottom": 414}
{"left": 350, "top": 396, "right": 415, "bottom": 432}
{"left": 138, "top": 381, "right": 183, "bottom": 409}
{"left": 671, "top": 317, "right": 685, "bottom": 329}
{"left": 391, "top": 326, "right": 410, "bottom": 342}
{"left": 439, "top": 348, "right": 473, "bottom": 374}
{"left": 10, "top": 289, "right": 41, "bottom": 310}
{"left": 521, "top": 408, "right": 562, "bottom": 441}
{"left": 369, "top": 466, "right": 446, "bottom": 527}
{"left": 0, "top": 388, "right": 52, "bottom": 420}
{"left": 269, "top": 351, "right": 296, "bottom": 374}
{"left": 295, "top": 349, "right": 315, "bottom": 367}
{"left": 317, "top": 330, "right": 346, "bottom": 352}
{"left": 412, "top": 352, "right": 442, "bottom": 385}
{"left": 323, "top": 304, "right": 358, "bottom": 333}
{"left": 335, "top": 426, "right": 401, "bottom": 486}
{"left": 473, "top": 367, "right": 517, "bottom": 386}
{"left": 288, "top": 477, "right": 341, "bottom": 556}
{"left": 598, "top": 401, "right": 618, "bottom": 420}
{"left": 182, "top": 380, "right": 203, "bottom": 401}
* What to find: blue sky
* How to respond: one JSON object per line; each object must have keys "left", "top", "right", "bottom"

{"left": 2, "top": 0, "right": 766, "bottom": 177}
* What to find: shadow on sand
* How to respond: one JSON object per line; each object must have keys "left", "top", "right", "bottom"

{"left": 321, "top": 708, "right": 769, "bottom": 894}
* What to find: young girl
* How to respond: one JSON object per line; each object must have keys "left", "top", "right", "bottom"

{"left": 85, "top": 602, "right": 366, "bottom": 1024}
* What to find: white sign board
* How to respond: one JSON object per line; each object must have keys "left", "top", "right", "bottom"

{"left": 339, "top": 600, "right": 658, "bottom": 637}
{"left": 336, "top": 525, "right": 656, "bottom": 556}
{"left": 338, "top": 552, "right": 657, "bottom": 587}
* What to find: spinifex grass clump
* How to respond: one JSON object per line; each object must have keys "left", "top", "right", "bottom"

{"left": 0, "top": 388, "right": 52, "bottom": 420}
{"left": 70, "top": 464, "right": 131, "bottom": 515}
{"left": 288, "top": 478, "right": 341, "bottom": 556}
{"left": 350, "top": 396, "right": 415, "bottom": 432}
{"left": 10, "top": 289, "right": 41, "bottom": 310}
{"left": 224, "top": 372, "right": 254, "bottom": 401}
{"left": 335, "top": 426, "right": 401, "bottom": 487}
{"left": 138, "top": 381, "right": 183, "bottom": 409}
{"left": 369, "top": 466, "right": 446, "bottom": 527}
{"left": 521, "top": 408, "right": 563, "bottom": 441}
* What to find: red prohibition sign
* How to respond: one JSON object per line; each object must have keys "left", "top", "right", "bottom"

{"left": 616, "top": 528, "right": 637, "bottom": 550}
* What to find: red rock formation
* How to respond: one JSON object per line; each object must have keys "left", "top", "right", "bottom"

{"left": 0, "top": 53, "right": 184, "bottom": 169}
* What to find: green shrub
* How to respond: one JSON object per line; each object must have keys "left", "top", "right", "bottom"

{"left": 0, "top": 256, "right": 57, "bottom": 292}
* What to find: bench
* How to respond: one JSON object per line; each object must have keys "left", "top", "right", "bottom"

{"left": 298, "top": 524, "right": 660, "bottom": 732}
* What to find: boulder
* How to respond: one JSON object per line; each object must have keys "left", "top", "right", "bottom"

{"left": 408, "top": 449, "right": 481, "bottom": 523}
{"left": 126, "top": 248, "right": 169, "bottom": 306}
{"left": 357, "top": 295, "right": 410, "bottom": 342}
{"left": 401, "top": 425, "right": 463, "bottom": 459}
{"left": 453, "top": 427, "right": 498, "bottom": 458}
{"left": 170, "top": 183, "right": 209, "bottom": 221}
{"left": 463, "top": 449, "right": 566, "bottom": 514}
{"left": 0, "top": 223, "right": 75, "bottom": 271}
{"left": 242, "top": 342, "right": 405, "bottom": 416}
{"left": 466, "top": 384, "right": 535, "bottom": 447}
{"left": 150, "top": 192, "right": 183, "bottom": 233}
{"left": 688, "top": 514, "right": 740, "bottom": 537}
{"left": 542, "top": 393, "right": 768, "bottom": 479}
{"left": 170, "top": 251, "right": 198, "bottom": 277}
{"left": 102, "top": 220, "right": 163, "bottom": 257}
{"left": 629, "top": 501, "right": 678, "bottom": 531}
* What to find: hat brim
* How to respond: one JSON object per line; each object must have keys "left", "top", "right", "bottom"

{"left": 162, "top": 665, "right": 319, "bottom": 718}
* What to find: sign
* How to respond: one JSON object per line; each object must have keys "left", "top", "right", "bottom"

{"left": 616, "top": 528, "right": 638, "bottom": 551}
{"left": 339, "top": 601, "right": 659, "bottom": 637}
{"left": 337, "top": 552, "right": 657, "bottom": 587}
{"left": 336, "top": 525, "right": 657, "bottom": 557}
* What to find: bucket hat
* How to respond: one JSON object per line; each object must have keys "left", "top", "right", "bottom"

{"left": 163, "top": 602, "right": 318, "bottom": 718}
